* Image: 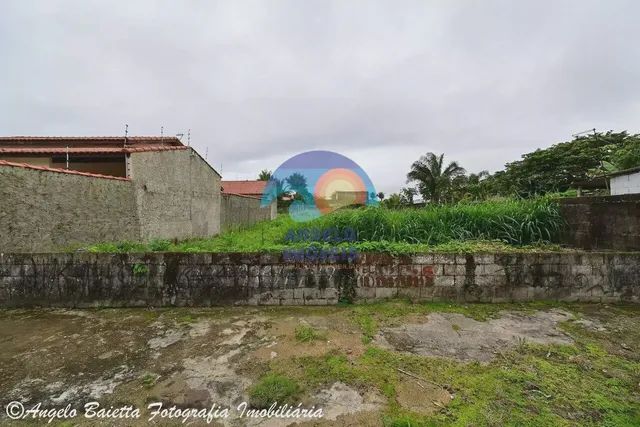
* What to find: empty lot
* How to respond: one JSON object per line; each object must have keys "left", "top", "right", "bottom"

{"left": 1, "top": 301, "right": 639, "bottom": 426}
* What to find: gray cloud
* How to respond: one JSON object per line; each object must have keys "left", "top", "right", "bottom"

{"left": 1, "top": 0, "right": 639, "bottom": 193}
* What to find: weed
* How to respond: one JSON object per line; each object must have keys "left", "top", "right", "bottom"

{"left": 132, "top": 263, "right": 149, "bottom": 276}
{"left": 295, "top": 325, "right": 325, "bottom": 343}
{"left": 177, "top": 314, "right": 195, "bottom": 324}
{"left": 248, "top": 374, "right": 301, "bottom": 408}
{"left": 149, "top": 239, "right": 172, "bottom": 251}
{"left": 140, "top": 372, "right": 158, "bottom": 389}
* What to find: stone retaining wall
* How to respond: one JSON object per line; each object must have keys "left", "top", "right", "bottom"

{"left": 0, "top": 252, "right": 638, "bottom": 307}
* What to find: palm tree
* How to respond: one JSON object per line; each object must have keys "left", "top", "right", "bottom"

{"left": 400, "top": 187, "right": 417, "bottom": 204}
{"left": 407, "top": 153, "right": 465, "bottom": 204}
{"left": 286, "top": 172, "right": 313, "bottom": 202}
{"left": 258, "top": 169, "right": 272, "bottom": 181}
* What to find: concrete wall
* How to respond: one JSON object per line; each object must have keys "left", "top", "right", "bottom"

{"left": 559, "top": 195, "right": 640, "bottom": 251}
{"left": 130, "top": 149, "right": 221, "bottom": 240}
{"left": 1, "top": 251, "right": 637, "bottom": 307}
{"left": 611, "top": 171, "right": 640, "bottom": 195}
{"left": 0, "top": 148, "right": 222, "bottom": 252}
{"left": 221, "top": 193, "right": 277, "bottom": 232}
{"left": 0, "top": 166, "right": 139, "bottom": 252}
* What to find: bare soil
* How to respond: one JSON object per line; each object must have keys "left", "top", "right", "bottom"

{"left": 375, "top": 309, "right": 574, "bottom": 363}
{"left": 0, "top": 304, "right": 638, "bottom": 426}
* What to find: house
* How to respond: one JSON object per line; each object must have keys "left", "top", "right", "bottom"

{"left": 0, "top": 136, "right": 274, "bottom": 252}
{"left": 609, "top": 166, "right": 640, "bottom": 195}
{"left": 570, "top": 166, "right": 640, "bottom": 197}
{"left": 0, "top": 136, "right": 185, "bottom": 178}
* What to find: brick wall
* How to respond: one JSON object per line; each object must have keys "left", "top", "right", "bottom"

{"left": 1, "top": 251, "right": 637, "bottom": 307}
{"left": 221, "top": 194, "right": 277, "bottom": 232}
{"left": 559, "top": 195, "right": 640, "bottom": 250}
{"left": 0, "top": 166, "right": 139, "bottom": 252}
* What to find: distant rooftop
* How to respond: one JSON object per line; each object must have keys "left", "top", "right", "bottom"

{"left": 0, "top": 136, "right": 186, "bottom": 154}
{"left": 221, "top": 180, "right": 267, "bottom": 197}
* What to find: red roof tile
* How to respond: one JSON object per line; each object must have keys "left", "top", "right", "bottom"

{"left": 0, "top": 136, "right": 186, "bottom": 154}
{"left": 0, "top": 145, "right": 188, "bottom": 155}
{"left": 221, "top": 180, "right": 268, "bottom": 196}
{"left": 0, "top": 160, "right": 131, "bottom": 181}
{"left": 0, "top": 136, "right": 183, "bottom": 145}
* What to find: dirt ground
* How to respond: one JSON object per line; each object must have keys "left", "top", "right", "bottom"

{"left": 375, "top": 309, "right": 574, "bottom": 363}
{"left": 1, "top": 302, "right": 638, "bottom": 426}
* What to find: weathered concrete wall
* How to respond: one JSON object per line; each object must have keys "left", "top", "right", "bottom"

{"left": 130, "top": 149, "right": 221, "bottom": 240}
{"left": 1, "top": 252, "right": 637, "bottom": 307}
{"left": 0, "top": 166, "right": 139, "bottom": 252}
{"left": 559, "top": 195, "right": 640, "bottom": 251}
{"left": 0, "top": 148, "right": 222, "bottom": 252}
{"left": 221, "top": 193, "right": 276, "bottom": 232}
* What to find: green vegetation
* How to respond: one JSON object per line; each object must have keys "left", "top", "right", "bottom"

{"left": 297, "top": 197, "right": 563, "bottom": 245}
{"left": 248, "top": 373, "right": 301, "bottom": 408}
{"left": 140, "top": 372, "right": 158, "bottom": 389}
{"left": 295, "top": 325, "right": 326, "bottom": 343}
{"left": 385, "top": 131, "right": 640, "bottom": 205}
{"left": 261, "top": 302, "right": 640, "bottom": 426}
{"left": 87, "top": 197, "right": 565, "bottom": 253}
{"left": 132, "top": 263, "right": 149, "bottom": 276}
{"left": 406, "top": 152, "right": 466, "bottom": 204}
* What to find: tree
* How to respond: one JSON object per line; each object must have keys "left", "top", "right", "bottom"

{"left": 449, "top": 170, "right": 490, "bottom": 202}
{"left": 610, "top": 138, "right": 640, "bottom": 170}
{"left": 265, "top": 177, "right": 289, "bottom": 200}
{"left": 376, "top": 192, "right": 385, "bottom": 201}
{"left": 491, "top": 131, "right": 638, "bottom": 197}
{"left": 258, "top": 169, "right": 272, "bottom": 181}
{"left": 285, "top": 173, "right": 313, "bottom": 202}
{"left": 400, "top": 187, "right": 417, "bottom": 204}
{"left": 407, "top": 153, "right": 465, "bottom": 204}
{"left": 381, "top": 193, "right": 403, "bottom": 209}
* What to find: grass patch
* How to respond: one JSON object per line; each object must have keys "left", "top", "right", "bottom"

{"left": 295, "top": 325, "right": 326, "bottom": 343}
{"left": 248, "top": 374, "right": 301, "bottom": 408}
{"left": 261, "top": 303, "right": 640, "bottom": 426}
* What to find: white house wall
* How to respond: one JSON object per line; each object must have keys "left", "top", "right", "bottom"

{"left": 611, "top": 171, "right": 640, "bottom": 195}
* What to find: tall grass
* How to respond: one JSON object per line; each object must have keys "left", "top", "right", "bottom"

{"left": 293, "top": 197, "right": 563, "bottom": 246}
{"left": 87, "top": 197, "right": 564, "bottom": 253}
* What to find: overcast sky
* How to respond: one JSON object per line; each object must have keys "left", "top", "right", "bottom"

{"left": 1, "top": 1, "right": 639, "bottom": 194}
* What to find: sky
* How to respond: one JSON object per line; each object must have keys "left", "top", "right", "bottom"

{"left": 1, "top": 0, "right": 639, "bottom": 194}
